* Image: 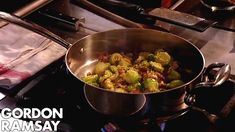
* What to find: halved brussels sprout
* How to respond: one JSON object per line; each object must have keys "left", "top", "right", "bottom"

{"left": 124, "top": 69, "right": 141, "bottom": 84}
{"left": 82, "top": 74, "right": 99, "bottom": 84}
{"left": 95, "top": 62, "right": 110, "bottom": 75}
{"left": 126, "top": 82, "right": 141, "bottom": 92}
{"left": 167, "top": 69, "right": 181, "bottom": 81}
{"left": 109, "top": 65, "right": 118, "bottom": 73}
{"left": 99, "top": 70, "right": 113, "bottom": 83}
{"left": 149, "top": 61, "right": 164, "bottom": 73}
{"left": 103, "top": 78, "right": 114, "bottom": 90}
{"left": 155, "top": 51, "right": 171, "bottom": 66}
{"left": 141, "top": 60, "right": 149, "bottom": 67}
{"left": 167, "top": 80, "right": 184, "bottom": 88}
{"left": 119, "top": 57, "right": 131, "bottom": 66}
{"left": 110, "top": 53, "right": 122, "bottom": 65}
{"left": 143, "top": 78, "right": 159, "bottom": 92}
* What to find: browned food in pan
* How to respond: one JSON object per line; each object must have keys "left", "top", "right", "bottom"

{"left": 82, "top": 50, "right": 190, "bottom": 93}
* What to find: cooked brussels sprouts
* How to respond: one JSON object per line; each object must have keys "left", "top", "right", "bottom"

{"left": 149, "top": 61, "right": 164, "bottom": 73}
{"left": 127, "top": 82, "right": 141, "bottom": 92}
{"left": 140, "top": 60, "right": 149, "bottom": 67}
{"left": 115, "top": 88, "right": 127, "bottom": 93}
{"left": 167, "top": 80, "right": 184, "bottom": 88}
{"left": 155, "top": 51, "right": 171, "bottom": 66}
{"left": 143, "top": 78, "right": 159, "bottom": 92}
{"left": 147, "top": 54, "right": 156, "bottom": 62}
{"left": 82, "top": 74, "right": 99, "bottom": 86}
{"left": 124, "top": 69, "right": 141, "bottom": 84}
{"left": 82, "top": 50, "right": 189, "bottom": 93}
{"left": 99, "top": 70, "right": 113, "bottom": 83}
{"left": 82, "top": 74, "right": 98, "bottom": 83}
{"left": 135, "top": 55, "right": 145, "bottom": 63}
{"left": 109, "top": 65, "right": 118, "bottom": 73}
{"left": 119, "top": 57, "right": 131, "bottom": 66}
{"left": 110, "top": 53, "right": 122, "bottom": 65}
{"left": 167, "top": 69, "right": 181, "bottom": 81}
{"left": 103, "top": 78, "right": 114, "bottom": 90}
{"left": 109, "top": 72, "right": 119, "bottom": 81}
{"left": 95, "top": 62, "right": 110, "bottom": 75}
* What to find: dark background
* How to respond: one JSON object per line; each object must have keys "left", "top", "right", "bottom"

{"left": 0, "top": 0, "right": 34, "bottom": 13}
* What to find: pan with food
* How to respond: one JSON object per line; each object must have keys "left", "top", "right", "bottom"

{"left": 0, "top": 11, "right": 231, "bottom": 121}
{"left": 82, "top": 50, "right": 186, "bottom": 93}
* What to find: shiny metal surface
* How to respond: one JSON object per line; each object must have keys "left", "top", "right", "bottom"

{"left": 184, "top": 62, "right": 231, "bottom": 123}
{"left": 84, "top": 84, "right": 147, "bottom": 116}
{"left": 0, "top": 10, "right": 230, "bottom": 119}
{"left": 65, "top": 28, "right": 206, "bottom": 117}
{"left": 200, "top": 0, "right": 235, "bottom": 12}
{"left": 0, "top": 10, "right": 200, "bottom": 117}
{"left": 213, "top": 63, "right": 231, "bottom": 86}
{"left": 66, "top": 28, "right": 205, "bottom": 93}
{"left": 193, "top": 63, "right": 231, "bottom": 88}
{"left": 185, "top": 63, "right": 231, "bottom": 105}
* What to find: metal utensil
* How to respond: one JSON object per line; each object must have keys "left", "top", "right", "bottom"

{"left": 0, "top": 11, "right": 71, "bottom": 49}
{"left": 37, "top": 9, "right": 84, "bottom": 31}
{"left": 87, "top": 0, "right": 217, "bottom": 32}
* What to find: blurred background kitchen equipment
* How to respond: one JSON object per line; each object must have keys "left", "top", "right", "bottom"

{"left": 78, "top": 0, "right": 216, "bottom": 32}
{"left": 200, "top": 0, "right": 235, "bottom": 12}
{"left": 0, "top": 0, "right": 235, "bottom": 131}
{"left": 175, "top": 0, "right": 235, "bottom": 32}
{"left": 0, "top": 0, "right": 52, "bottom": 27}
{"left": 0, "top": 11, "right": 231, "bottom": 119}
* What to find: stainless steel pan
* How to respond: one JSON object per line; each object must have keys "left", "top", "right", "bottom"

{"left": 0, "top": 11, "right": 231, "bottom": 121}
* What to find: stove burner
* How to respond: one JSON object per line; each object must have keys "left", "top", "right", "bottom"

{"left": 10, "top": 61, "right": 235, "bottom": 132}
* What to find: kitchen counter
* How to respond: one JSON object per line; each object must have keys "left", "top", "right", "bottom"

{"left": 0, "top": 0, "right": 234, "bottom": 104}
{"left": 0, "top": 0, "right": 235, "bottom": 131}
{"left": 25, "top": 0, "right": 235, "bottom": 77}
{"left": 25, "top": 0, "right": 126, "bottom": 44}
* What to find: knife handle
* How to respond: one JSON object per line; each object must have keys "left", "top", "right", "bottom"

{"left": 38, "top": 9, "right": 85, "bottom": 31}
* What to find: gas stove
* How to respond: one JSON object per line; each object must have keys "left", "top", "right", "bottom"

{"left": 0, "top": 0, "right": 235, "bottom": 132}
{"left": 6, "top": 60, "right": 235, "bottom": 132}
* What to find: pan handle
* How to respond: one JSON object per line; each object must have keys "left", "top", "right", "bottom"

{"left": 185, "top": 62, "right": 231, "bottom": 105}
{"left": 185, "top": 62, "right": 231, "bottom": 123}
{"left": 193, "top": 62, "right": 230, "bottom": 90}
{"left": 0, "top": 11, "right": 72, "bottom": 49}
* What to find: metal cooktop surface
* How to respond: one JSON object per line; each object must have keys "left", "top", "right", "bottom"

{"left": 0, "top": 0, "right": 235, "bottom": 132}
{"left": 10, "top": 61, "right": 235, "bottom": 132}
